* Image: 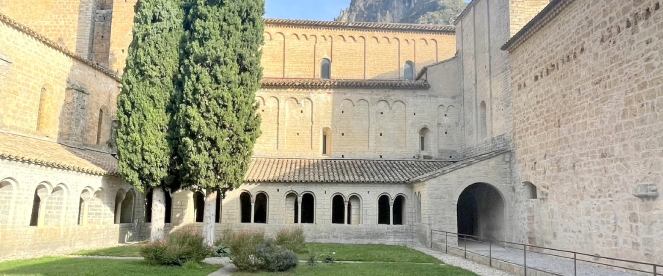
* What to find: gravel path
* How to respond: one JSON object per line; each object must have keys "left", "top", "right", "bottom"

{"left": 409, "top": 245, "right": 514, "bottom": 276}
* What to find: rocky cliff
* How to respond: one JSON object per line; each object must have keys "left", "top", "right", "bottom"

{"left": 336, "top": 0, "right": 466, "bottom": 25}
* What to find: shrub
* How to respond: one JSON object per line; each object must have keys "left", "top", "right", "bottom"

{"left": 221, "top": 230, "right": 265, "bottom": 272}
{"left": 255, "top": 239, "right": 298, "bottom": 272}
{"left": 274, "top": 228, "right": 306, "bottom": 253}
{"left": 141, "top": 230, "right": 211, "bottom": 266}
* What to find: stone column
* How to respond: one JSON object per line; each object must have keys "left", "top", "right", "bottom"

{"left": 250, "top": 200, "right": 255, "bottom": 224}
{"left": 150, "top": 188, "right": 166, "bottom": 242}
{"left": 344, "top": 200, "right": 349, "bottom": 224}
{"left": 389, "top": 200, "right": 394, "bottom": 225}
{"left": 297, "top": 195, "right": 302, "bottom": 224}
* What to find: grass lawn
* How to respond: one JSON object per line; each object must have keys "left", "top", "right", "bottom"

{"left": 234, "top": 262, "right": 475, "bottom": 276}
{"left": 74, "top": 243, "right": 144, "bottom": 257}
{"left": 301, "top": 243, "right": 441, "bottom": 264}
{"left": 0, "top": 257, "right": 220, "bottom": 276}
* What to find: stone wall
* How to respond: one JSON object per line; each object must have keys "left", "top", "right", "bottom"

{"left": 0, "top": 16, "right": 120, "bottom": 149}
{"left": 509, "top": 0, "right": 663, "bottom": 263}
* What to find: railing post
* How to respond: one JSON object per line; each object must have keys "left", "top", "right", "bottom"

{"left": 573, "top": 252, "right": 577, "bottom": 276}
{"left": 489, "top": 240, "right": 492, "bottom": 267}
{"left": 524, "top": 244, "right": 527, "bottom": 276}
{"left": 445, "top": 231, "right": 448, "bottom": 254}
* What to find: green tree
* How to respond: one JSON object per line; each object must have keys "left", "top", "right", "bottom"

{"left": 116, "top": 0, "right": 183, "bottom": 241}
{"left": 177, "top": 0, "right": 263, "bottom": 245}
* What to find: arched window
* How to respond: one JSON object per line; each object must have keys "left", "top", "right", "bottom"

{"left": 285, "top": 192, "right": 298, "bottom": 224}
{"left": 393, "top": 195, "right": 405, "bottom": 225}
{"left": 322, "top": 128, "right": 332, "bottom": 155}
{"left": 320, "top": 58, "right": 331, "bottom": 79}
{"left": 254, "top": 193, "right": 268, "bottom": 223}
{"left": 96, "top": 109, "right": 105, "bottom": 145}
{"left": 301, "top": 193, "right": 315, "bottom": 223}
{"left": 120, "top": 190, "right": 135, "bottom": 224}
{"left": 114, "top": 190, "right": 125, "bottom": 224}
{"left": 479, "top": 101, "right": 487, "bottom": 140}
{"left": 378, "top": 195, "right": 390, "bottom": 225}
{"left": 215, "top": 190, "right": 222, "bottom": 223}
{"left": 193, "top": 191, "right": 205, "bottom": 223}
{"left": 404, "top": 61, "right": 415, "bottom": 80}
{"left": 419, "top": 127, "right": 430, "bottom": 152}
{"left": 524, "top": 182, "right": 538, "bottom": 199}
{"left": 240, "top": 192, "right": 252, "bottom": 223}
{"left": 144, "top": 189, "right": 153, "bottom": 223}
{"left": 331, "top": 195, "right": 345, "bottom": 224}
{"left": 348, "top": 195, "right": 361, "bottom": 225}
{"left": 78, "top": 189, "right": 91, "bottom": 225}
{"left": 30, "top": 185, "right": 48, "bottom": 226}
{"left": 0, "top": 180, "right": 14, "bottom": 225}
{"left": 164, "top": 191, "right": 172, "bottom": 224}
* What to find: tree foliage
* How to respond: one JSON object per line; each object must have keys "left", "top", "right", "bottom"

{"left": 175, "top": 0, "right": 263, "bottom": 191}
{"left": 116, "top": 0, "right": 183, "bottom": 192}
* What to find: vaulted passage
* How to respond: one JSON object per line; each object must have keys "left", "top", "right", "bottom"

{"left": 301, "top": 193, "right": 315, "bottom": 223}
{"left": 457, "top": 183, "right": 504, "bottom": 241}
{"left": 331, "top": 195, "right": 345, "bottom": 224}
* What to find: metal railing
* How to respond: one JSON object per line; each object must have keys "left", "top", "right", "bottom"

{"left": 429, "top": 229, "right": 661, "bottom": 276}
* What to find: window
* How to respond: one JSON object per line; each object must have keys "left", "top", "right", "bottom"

{"left": 524, "top": 182, "right": 538, "bottom": 199}
{"left": 322, "top": 128, "right": 332, "bottom": 155}
{"left": 29, "top": 185, "right": 48, "bottom": 226}
{"left": 331, "top": 195, "right": 345, "bottom": 224}
{"left": 479, "top": 101, "right": 487, "bottom": 139}
{"left": 193, "top": 191, "right": 205, "bottom": 223}
{"left": 321, "top": 58, "right": 331, "bottom": 79}
{"left": 96, "top": 109, "right": 104, "bottom": 145}
{"left": 240, "top": 192, "right": 252, "bottom": 223}
{"left": 164, "top": 191, "right": 172, "bottom": 223}
{"left": 348, "top": 195, "right": 361, "bottom": 225}
{"left": 393, "top": 195, "right": 405, "bottom": 225}
{"left": 419, "top": 127, "right": 430, "bottom": 152}
{"left": 378, "top": 195, "right": 390, "bottom": 225}
{"left": 254, "top": 193, "right": 268, "bottom": 223}
{"left": 301, "top": 193, "right": 315, "bottom": 223}
{"left": 404, "top": 61, "right": 415, "bottom": 80}
{"left": 78, "top": 189, "right": 91, "bottom": 225}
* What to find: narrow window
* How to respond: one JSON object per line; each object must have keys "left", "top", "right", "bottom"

{"left": 322, "top": 133, "right": 328, "bottom": 155}
{"left": 96, "top": 109, "right": 104, "bottom": 145}
{"left": 404, "top": 61, "right": 415, "bottom": 80}
{"left": 301, "top": 193, "right": 315, "bottom": 223}
{"left": 254, "top": 193, "right": 268, "bottom": 223}
{"left": 321, "top": 58, "right": 331, "bottom": 79}
{"left": 479, "top": 101, "right": 487, "bottom": 139}
{"left": 419, "top": 127, "right": 430, "bottom": 152}
{"left": 378, "top": 195, "right": 390, "bottom": 225}
{"left": 331, "top": 195, "right": 345, "bottom": 224}
{"left": 322, "top": 127, "right": 332, "bottom": 155}
{"left": 393, "top": 195, "right": 405, "bottom": 225}
{"left": 240, "top": 192, "right": 252, "bottom": 223}
{"left": 193, "top": 191, "right": 205, "bottom": 223}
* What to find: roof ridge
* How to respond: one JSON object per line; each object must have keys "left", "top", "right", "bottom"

{"left": 265, "top": 18, "right": 455, "bottom": 33}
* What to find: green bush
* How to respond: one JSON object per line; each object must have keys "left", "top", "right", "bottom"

{"left": 274, "top": 228, "right": 306, "bottom": 253}
{"left": 221, "top": 231, "right": 265, "bottom": 272}
{"left": 141, "top": 230, "right": 211, "bottom": 266}
{"left": 256, "top": 239, "right": 298, "bottom": 272}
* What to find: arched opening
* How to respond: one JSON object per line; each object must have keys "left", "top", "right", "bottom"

{"left": 254, "top": 193, "right": 268, "bottom": 223}
{"left": 215, "top": 190, "right": 222, "bottom": 223}
{"left": 78, "top": 189, "right": 91, "bottom": 225}
{"left": 0, "top": 180, "right": 13, "bottom": 225}
{"left": 419, "top": 127, "right": 430, "bottom": 152}
{"left": 320, "top": 58, "right": 331, "bottom": 79}
{"left": 120, "top": 190, "right": 135, "bottom": 224}
{"left": 322, "top": 127, "right": 332, "bottom": 155}
{"left": 404, "top": 60, "right": 415, "bottom": 80}
{"left": 378, "top": 195, "right": 390, "bottom": 225}
{"left": 348, "top": 195, "right": 361, "bottom": 225}
{"left": 114, "top": 190, "right": 124, "bottom": 224}
{"left": 331, "top": 195, "right": 345, "bottom": 224}
{"left": 193, "top": 191, "right": 205, "bottom": 223}
{"left": 30, "top": 185, "right": 48, "bottom": 226}
{"left": 144, "top": 189, "right": 153, "bottom": 223}
{"left": 44, "top": 186, "right": 66, "bottom": 226}
{"left": 457, "top": 183, "right": 505, "bottom": 241}
{"left": 523, "top": 182, "right": 538, "bottom": 199}
{"left": 240, "top": 192, "right": 252, "bottom": 223}
{"left": 301, "top": 193, "right": 315, "bottom": 223}
{"left": 393, "top": 195, "right": 405, "bottom": 225}
{"left": 164, "top": 190, "right": 172, "bottom": 223}
{"left": 479, "top": 101, "right": 487, "bottom": 140}
{"left": 285, "top": 192, "right": 298, "bottom": 224}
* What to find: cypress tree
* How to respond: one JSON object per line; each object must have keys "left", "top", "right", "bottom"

{"left": 116, "top": 0, "right": 183, "bottom": 241}
{"left": 177, "top": 0, "right": 263, "bottom": 245}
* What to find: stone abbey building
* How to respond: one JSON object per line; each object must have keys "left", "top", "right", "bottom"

{"left": 0, "top": 0, "right": 661, "bottom": 268}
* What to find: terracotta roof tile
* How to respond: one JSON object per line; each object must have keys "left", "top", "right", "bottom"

{"left": 261, "top": 78, "right": 430, "bottom": 90}
{"left": 265, "top": 18, "right": 455, "bottom": 33}
{"left": 0, "top": 132, "right": 118, "bottom": 175}
{"left": 245, "top": 158, "right": 453, "bottom": 184}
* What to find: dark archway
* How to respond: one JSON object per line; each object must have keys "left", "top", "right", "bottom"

{"left": 331, "top": 195, "right": 345, "bottom": 224}
{"left": 164, "top": 191, "right": 172, "bottom": 224}
{"left": 378, "top": 195, "right": 390, "bottom": 224}
{"left": 193, "top": 191, "right": 205, "bottom": 223}
{"left": 457, "top": 183, "right": 504, "bottom": 241}
{"left": 215, "top": 190, "right": 222, "bottom": 223}
{"left": 144, "top": 189, "right": 153, "bottom": 223}
{"left": 301, "top": 193, "right": 315, "bottom": 223}
{"left": 240, "top": 192, "right": 252, "bottom": 223}
{"left": 393, "top": 195, "right": 405, "bottom": 225}
{"left": 254, "top": 193, "right": 268, "bottom": 223}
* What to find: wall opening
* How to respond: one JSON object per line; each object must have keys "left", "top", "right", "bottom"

{"left": 215, "top": 190, "right": 222, "bottom": 223}
{"left": 144, "top": 189, "right": 153, "bottom": 223}
{"left": 29, "top": 186, "right": 46, "bottom": 226}
{"left": 393, "top": 195, "right": 405, "bottom": 225}
{"left": 457, "top": 183, "right": 504, "bottom": 241}
{"left": 378, "top": 195, "right": 390, "bottom": 225}
{"left": 523, "top": 182, "right": 538, "bottom": 199}
{"left": 240, "top": 192, "right": 252, "bottom": 223}
{"left": 331, "top": 195, "right": 345, "bottom": 224}
{"left": 96, "top": 109, "right": 104, "bottom": 145}
{"left": 165, "top": 191, "right": 172, "bottom": 224}
{"left": 419, "top": 127, "right": 430, "bottom": 152}
{"left": 301, "top": 193, "right": 315, "bottom": 223}
{"left": 404, "top": 60, "right": 415, "bottom": 80}
{"left": 322, "top": 127, "right": 332, "bottom": 155}
{"left": 285, "top": 192, "right": 298, "bottom": 223}
{"left": 348, "top": 195, "right": 361, "bottom": 224}
{"left": 254, "top": 193, "right": 268, "bottom": 223}
{"left": 193, "top": 191, "right": 205, "bottom": 223}
{"left": 114, "top": 190, "right": 124, "bottom": 224}
{"left": 120, "top": 190, "right": 135, "bottom": 224}
{"left": 479, "top": 101, "right": 487, "bottom": 140}
{"left": 321, "top": 58, "right": 331, "bottom": 79}
{"left": 78, "top": 189, "right": 90, "bottom": 225}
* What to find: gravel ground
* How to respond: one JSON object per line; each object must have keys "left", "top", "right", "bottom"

{"left": 409, "top": 245, "right": 514, "bottom": 276}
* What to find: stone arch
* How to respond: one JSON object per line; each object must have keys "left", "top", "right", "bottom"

{"left": 0, "top": 178, "right": 16, "bottom": 225}
{"left": 254, "top": 192, "right": 268, "bottom": 224}
{"left": 348, "top": 194, "right": 361, "bottom": 225}
{"left": 377, "top": 193, "right": 391, "bottom": 225}
{"left": 239, "top": 191, "right": 252, "bottom": 223}
{"left": 392, "top": 194, "right": 406, "bottom": 225}
{"left": 119, "top": 189, "right": 135, "bottom": 224}
{"left": 456, "top": 183, "right": 505, "bottom": 241}
{"left": 77, "top": 187, "right": 93, "bottom": 225}
{"left": 263, "top": 32, "right": 272, "bottom": 41}
{"left": 113, "top": 188, "right": 125, "bottom": 224}
{"left": 30, "top": 183, "right": 51, "bottom": 226}
{"left": 331, "top": 193, "right": 346, "bottom": 224}
{"left": 419, "top": 127, "right": 431, "bottom": 153}
{"left": 193, "top": 191, "right": 205, "bottom": 223}
{"left": 300, "top": 192, "right": 315, "bottom": 224}
{"left": 523, "top": 181, "right": 538, "bottom": 199}
{"left": 44, "top": 184, "right": 68, "bottom": 226}
{"left": 284, "top": 191, "right": 298, "bottom": 224}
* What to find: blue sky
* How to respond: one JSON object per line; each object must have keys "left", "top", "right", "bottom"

{"left": 265, "top": 0, "right": 352, "bottom": 20}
